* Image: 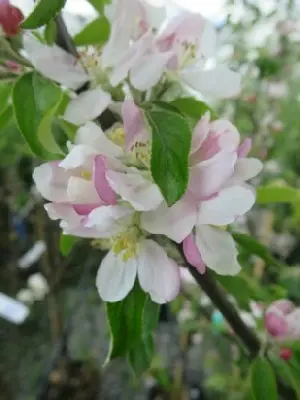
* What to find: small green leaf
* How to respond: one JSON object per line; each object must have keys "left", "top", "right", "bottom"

{"left": 233, "top": 233, "right": 283, "bottom": 269}
{"left": 60, "top": 234, "right": 78, "bottom": 256}
{"left": 170, "top": 97, "right": 216, "bottom": 120}
{"left": 128, "top": 297, "right": 160, "bottom": 375}
{"left": 13, "top": 72, "right": 63, "bottom": 160}
{"left": 87, "top": 0, "right": 110, "bottom": 12}
{"left": 251, "top": 357, "right": 278, "bottom": 400}
{"left": 106, "top": 283, "right": 147, "bottom": 360}
{"left": 44, "top": 20, "right": 57, "bottom": 45}
{"left": 73, "top": 17, "right": 110, "bottom": 46}
{"left": 21, "top": 0, "right": 67, "bottom": 29}
{"left": 145, "top": 103, "right": 192, "bottom": 205}
{"left": 256, "top": 185, "right": 298, "bottom": 204}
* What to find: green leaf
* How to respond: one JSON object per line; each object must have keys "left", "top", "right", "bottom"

{"left": 170, "top": 97, "right": 216, "bottom": 120}
{"left": 12, "top": 72, "right": 63, "bottom": 160}
{"left": 256, "top": 185, "right": 298, "bottom": 204}
{"left": 233, "top": 233, "right": 283, "bottom": 269}
{"left": 251, "top": 357, "right": 278, "bottom": 400}
{"left": 128, "top": 297, "right": 160, "bottom": 375}
{"left": 144, "top": 103, "right": 192, "bottom": 205}
{"left": 60, "top": 234, "right": 78, "bottom": 256}
{"left": 106, "top": 283, "right": 147, "bottom": 360}
{"left": 87, "top": 0, "right": 110, "bottom": 12}
{"left": 44, "top": 19, "right": 57, "bottom": 45}
{"left": 21, "top": 0, "right": 67, "bottom": 29}
{"left": 0, "top": 83, "right": 11, "bottom": 108}
{"left": 73, "top": 17, "right": 110, "bottom": 46}
{"left": 280, "top": 267, "right": 300, "bottom": 299}
{"left": 270, "top": 354, "right": 300, "bottom": 399}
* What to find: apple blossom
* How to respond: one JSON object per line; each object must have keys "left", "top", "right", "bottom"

{"left": 265, "top": 300, "right": 300, "bottom": 341}
{"left": 141, "top": 112, "right": 262, "bottom": 275}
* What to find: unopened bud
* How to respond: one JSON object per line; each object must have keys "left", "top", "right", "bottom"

{"left": 279, "top": 347, "right": 293, "bottom": 361}
{"left": 0, "top": 1, "right": 24, "bottom": 37}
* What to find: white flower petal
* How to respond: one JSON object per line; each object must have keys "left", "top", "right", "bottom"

{"left": 195, "top": 225, "right": 241, "bottom": 275}
{"left": 86, "top": 204, "right": 134, "bottom": 237}
{"left": 200, "top": 19, "right": 217, "bottom": 58}
{"left": 59, "top": 144, "right": 95, "bottom": 170}
{"left": 75, "top": 122, "right": 123, "bottom": 157}
{"left": 33, "top": 162, "right": 69, "bottom": 202}
{"left": 141, "top": 194, "right": 197, "bottom": 243}
{"left": 130, "top": 51, "right": 172, "bottom": 91}
{"left": 137, "top": 239, "right": 180, "bottom": 303}
{"left": 67, "top": 176, "right": 100, "bottom": 204}
{"left": 228, "top": 158, "right": 263, "bottom": 185}
{"left": 181, "top": 65, "right": 241, "bottom": 99}
{"left": 64, "top": 88, "right": 111, "bottom": 126}
{"left": 106, "top": 169, "right": 163, "bottom": 211}
{"left": 96, "top": 250, "right": 137, "bottom": 302}
{"left": 197, "top": 186, "right": 255, "bottom": 226}
{"left": 23, "top": 34, "right": 88, "bottom": 90}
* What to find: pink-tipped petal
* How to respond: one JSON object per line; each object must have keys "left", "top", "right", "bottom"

{"left": 72, "top": 204, "right": 101, "bottom": 215}
{"left": 265, "top": 312, "right": 288, "bottom": 338}
{"left": 93, "top": 155, "right": 117, "bottom": 205}
{"left": 237, "top": 138, "right": 252, "bottom": 158}
{"left": 122, "top": 98, "right": 147, "bottom": 149}
{"left": 183, "top": 233, "right": 206, "bottom": 274}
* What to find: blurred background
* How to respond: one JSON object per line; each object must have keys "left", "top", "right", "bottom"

{"left": 2, "top": 0, "right": 300, "bottom": 399}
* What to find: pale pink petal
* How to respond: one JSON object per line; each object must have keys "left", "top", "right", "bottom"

{"left": 140, "top": 193, "right": 197, "bottom": 243}
{"left": 266, "top": 300, "right": 295, "bottom": 316}
{"left": 44, "top": 203, "right": 80, "bottom": 225}
{"left": 85, "top": 204, "right": 134, "bottom": 237}
{"left": 93, "top": 155, "right": 116, "bottom": 205}
{"left": 64, "top": 88, "right": 111, "bottom": 126}
{"left": 130, "top": 51, "right": 173, "bottom": 91}
{"left": 265, "top": 312, "right": 288, "bottom": 338}
{"left": 106, "top": 168, "right": 163, "bottom": 211}
{"left": 23, "top": 34, "right": 88, "bottom": 90}
{"left": 197, "top": 186, "right": 255, "bottom": 226}
{"left": 189, "top": 151, "right": 237, "bottom": 200}
{"left": 228, "top": 158, "right": 263, "bottom": 186}
{"left": 75, "top": 122, "right": 123, "bottom": 157}
{"left": 181, "top": 65, "right": 241, "bottom": 99}
{"left": 237, "top": 138, "right": 252, "bottom": 158}
{"left": 122, "top": 99, "right": 148, "bottom": 149}
{"left": 195, "top": 225, "right": 241, "bottom": 275}
{"left": 137, "top": 239, "right": 181, "bottom": 303}
{"left": 209, "top": 120, "right": 240, "bottom": 152}
{"left": 285, "top": 309, "right": 300, "bottom": 339}
{"left": 59, "top": 144, "right": 95, "bottom": 170}
{"left": 190, "top": 112, "right": 210, "bottom": 155}
{"left": 33, "top": 162, "right": 69, "bottom": 202}
{"left": 96, "top": 250, "right": 137, "bottom": 302}
{"left": 60, "top": 222, "right": 104, "bottom": 238}
{"left": 183, "top": 233, "right": 206, "bottom": 274}
{"left": 159, "top": 11, "right": 205, "bottom": 44}
{"left": 67, "top": 176, "right": 100, "bottom": 204}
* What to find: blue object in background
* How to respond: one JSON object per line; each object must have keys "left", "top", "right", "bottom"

{"left": 211, "top": 310, "right": 226, "bottom": 333}
{"left": 12, "top": 215, "right": 27, "bottom": 241}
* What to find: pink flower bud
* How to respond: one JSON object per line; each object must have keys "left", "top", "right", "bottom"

{"left": 0, "top": 1, "right": 24, "bottom": 36}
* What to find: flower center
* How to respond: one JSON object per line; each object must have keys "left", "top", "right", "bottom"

{"left": 180, "top": 41, "right": 197, "bottom": 68}
{"left": 108, "top": 127, "right": 126, "bottom": 147}
{"left": 80, "top": 170, "right": 92, "bottom": 180}
{"left": 111, "top": 226, "right": 140, "bottom": 262}
{"left": 132, "top": 141, "right": 151, "bottom": 168}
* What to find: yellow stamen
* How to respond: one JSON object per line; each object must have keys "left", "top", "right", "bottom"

{"left": 108, "top": 127, "right": 126, "bottom": 147}
{"left": 80, "top": 170, "right": 92, "bottom": 180}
